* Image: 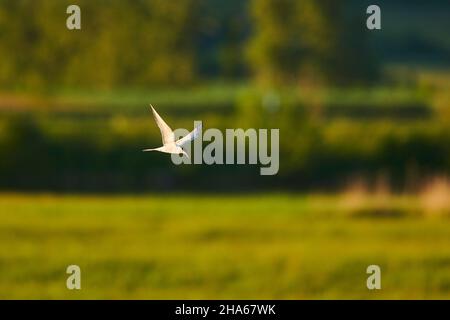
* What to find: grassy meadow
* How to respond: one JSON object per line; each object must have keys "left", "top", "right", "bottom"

{"left": 1, "top": 192, "right": 449, "bottom": 299}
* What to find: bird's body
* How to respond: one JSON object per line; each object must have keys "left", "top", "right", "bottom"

{"left": 143, "top": 105, "right": 201, "bottom": 158}
{"left": 143, "top": 144, "right": 183, "bottom": 154}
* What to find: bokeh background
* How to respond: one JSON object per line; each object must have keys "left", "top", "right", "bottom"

{"left": 0, "top": 0, "right": 449, "bottom": 298}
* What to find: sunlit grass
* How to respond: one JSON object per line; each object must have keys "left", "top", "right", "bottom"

{"left": 0, "top": 193, "right": 449, "bottom": 299}
{"left": 0, "top": 83, "right": 430, "bottom": 115}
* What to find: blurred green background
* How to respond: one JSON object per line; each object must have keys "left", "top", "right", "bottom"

{"left": 0, "top": 0, "right": 449, "bottom": 299}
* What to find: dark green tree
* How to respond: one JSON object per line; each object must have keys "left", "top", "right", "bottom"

{"left": 247, "top": 0, "right": 378, "bottom": 86}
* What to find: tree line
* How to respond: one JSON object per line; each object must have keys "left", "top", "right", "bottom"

{"left": 0, "top": 0, "right": 380, "bottom": 90}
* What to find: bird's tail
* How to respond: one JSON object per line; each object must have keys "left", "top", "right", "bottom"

{"left": 142, "top": 148, "right": 157, "bottom": 152}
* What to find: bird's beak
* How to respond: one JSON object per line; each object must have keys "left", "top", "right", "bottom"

{"left": 183, "top": 151, "right": 190, "bottom": 159}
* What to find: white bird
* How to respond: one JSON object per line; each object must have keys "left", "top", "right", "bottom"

{"left": 143, "top": 105, "right": 201, "bottom": 158}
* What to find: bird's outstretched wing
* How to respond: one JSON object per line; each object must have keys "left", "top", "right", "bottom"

{"left": 150, "top": 105, "right": 174, "bottom": 145}
{"left": 176, "top": 122, "right": 202, "bottom": 147}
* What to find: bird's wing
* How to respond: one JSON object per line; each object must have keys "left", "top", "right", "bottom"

{"left": 150, "top": 105, "right": 175, "bottom": 145}
{"left": 176, "top": 122, "right": 202, "bottom": 147}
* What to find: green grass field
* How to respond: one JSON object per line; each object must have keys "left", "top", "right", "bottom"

{"left": 1, "top": 193, "right": 449, "bottom": 299}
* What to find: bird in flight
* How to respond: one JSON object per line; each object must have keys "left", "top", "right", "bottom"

{"left": 143, "top": 105, "right": 201, "bottom": 158}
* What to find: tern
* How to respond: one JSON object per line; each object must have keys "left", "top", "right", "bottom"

{"left": 143, "top": 105, "right": 201, "bottom": 158}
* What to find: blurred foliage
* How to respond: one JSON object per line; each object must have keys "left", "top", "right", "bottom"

{"left": 0, "top": 0, "right": 449, "bottom": 191}
{"left": 0, "top": 0, "right": 448, "bottom": 89}
{"left": 247, "top": 0, "right": 378, "bottom": 85}
{"left": 0, "top": 0, "right": 202, "bottom": 88}
{"left": 0, "top": 83, "right": 448, "bottom": 192}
